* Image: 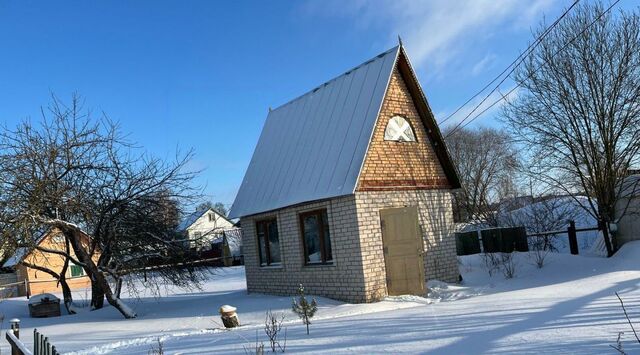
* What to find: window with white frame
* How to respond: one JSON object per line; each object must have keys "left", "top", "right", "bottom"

{"left": 384, "top": 116, "right": 416, "bottom": 142}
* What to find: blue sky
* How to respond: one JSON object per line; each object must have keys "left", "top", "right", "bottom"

{"left": 0, "top": 1, "right": 629, "bottom": 209}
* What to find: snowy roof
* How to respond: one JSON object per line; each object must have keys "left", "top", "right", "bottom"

{"left": 28, "top": 293, "right": 59, "bottom": 305}
{"left": 2, "top": 247, "right": 28, "bottom": 268}
{"left": 177, "top": 208, "right": 233, "bottom": 231}
{"left": 178, "top": 209, "right": 207, "bottom": 231}
{"left": 229, "top": 46, "right": 400, "bottom": 218}
{"left": 2, "top": 230, "right": 49, "bottom": 268}
{"left": 230, "top": 44, "right": 461, "bottom": 218}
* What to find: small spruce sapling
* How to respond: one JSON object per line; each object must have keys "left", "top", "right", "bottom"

{"left": 291, "top": 284, "right": 317, "bottom": 335}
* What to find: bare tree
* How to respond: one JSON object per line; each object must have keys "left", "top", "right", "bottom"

{"left": 444, "top": 126, "right": 520, "bottom": 226}
{"left": 196, "top": 201, "right": 228, "bottom": 217}
{"left": 0, "top": 93, "right": 204, "bottom": 318}
{"left": 503, "top": 2, "right": 640, "bottom": 256}
{"left": 264, "top": 310, "right": 287, "bottom": 353}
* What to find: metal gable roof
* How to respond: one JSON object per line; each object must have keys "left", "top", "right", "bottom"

{"left": 229, "top": 46, "right": 400, "bottom": 218}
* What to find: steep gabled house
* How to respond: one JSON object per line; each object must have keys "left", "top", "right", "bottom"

{"left": 178, "top": 208, "right": 239, "bottom": 253}
{"left": 229, "top": 44, "right": 461, "bottom": 303}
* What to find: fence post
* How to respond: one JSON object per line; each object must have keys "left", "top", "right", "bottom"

{"left": 568, "top": 220, "right": 579, "bottom": 255}
{"left": 10, "top": 319, "right": 20, "bottom": 355}
{"left": 10, "top": 319, "right": 20, "bottom": 339}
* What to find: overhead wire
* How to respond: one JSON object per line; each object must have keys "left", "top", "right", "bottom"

{"left": 445, "top": 0, "right": 621, "bottom": 139}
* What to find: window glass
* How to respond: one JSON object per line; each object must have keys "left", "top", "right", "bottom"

{"left": 52, "top": 235, "right": 65, "bottom": 244}
{"left": 303, "top": 214, "right": 321, "bottom": 263}
{"left": 384, "top": 116, "right": 416, "bottom": 142}
{"left": 268, "top": 220, "right": 281, "bottom": 263}
{"left": 301, "top": 209, "right": 332, "bottom": 264}
{"left": 70, "top": 264, "right": 84, "bottom": 277}
{"left": 257, "top": 222, "right": 268, "bottom": 266}
{"left": 256, "top": 219, "right": 280, "bottom": 266}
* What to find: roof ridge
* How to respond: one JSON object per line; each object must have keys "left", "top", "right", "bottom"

{"left": 270, "top": 45, "right": 400, "bottom": 112}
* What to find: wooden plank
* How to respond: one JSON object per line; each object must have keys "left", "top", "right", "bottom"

{"left": 6, "top": 331, "right": 32, "bottom": 355}
{"left": 380, "top": 206, "right": 425, "bottom": 296}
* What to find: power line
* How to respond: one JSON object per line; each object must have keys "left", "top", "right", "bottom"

{"left": 438, "top": 0, "right": 581, "bottom": 126}
{"left": 445, "top": 0, "right": 621, "bottom": 139}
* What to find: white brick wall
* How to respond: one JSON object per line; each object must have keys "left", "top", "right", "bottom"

{"left": 241, "top": 196, "right": 370, "bottom": 302}
{"left": 355, "top": 190, "right": 459, "bottom": 301}
{"left": 240, "top": 189, "right": 459, "bottom": 303}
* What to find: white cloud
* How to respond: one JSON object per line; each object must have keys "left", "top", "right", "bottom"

{"left": 301, "top": 0, "right": 558, "bottom": 72}
{"left": 471, "top": 53, "right": 497, "bottom": 76}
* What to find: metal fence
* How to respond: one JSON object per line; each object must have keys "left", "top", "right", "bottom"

{"left": 456, "top": 226, "right": 529, "bottom": 255}
{"left": 456, "top": 221, "right": 600, "bottom": 256}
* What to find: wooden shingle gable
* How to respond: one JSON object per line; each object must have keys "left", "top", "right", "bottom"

{"left": 395, "top": 47, "right": 461, "bottom": 189}
{"left": 356, "top": 46, "right": 461, "bottom": 191}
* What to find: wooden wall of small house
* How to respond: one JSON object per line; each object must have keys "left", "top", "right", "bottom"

{"left": 22, "top": 229, "right": 98, "bottom": 296}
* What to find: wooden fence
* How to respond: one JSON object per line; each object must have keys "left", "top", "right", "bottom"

{"left": 0, "top": 278, "right": 26, "bottom": 299}
{"left": 5, "top": 319, "right": 59, "bottom": 355}
{"left": 33, "top": 329, "right": 59, "bottom": 355}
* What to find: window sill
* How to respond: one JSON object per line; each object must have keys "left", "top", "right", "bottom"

{"left": 259, "top": 264, "right": 283, "bottom": 269}
{"left": 304, "top": 262, "right": 335, "bottom": 268}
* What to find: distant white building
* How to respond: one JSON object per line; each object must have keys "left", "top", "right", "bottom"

{"left": 178, "top": 208, "right": 238, "bottom": 252}
{"left": 615, "top": 175, "right": 640, "bottom": 246}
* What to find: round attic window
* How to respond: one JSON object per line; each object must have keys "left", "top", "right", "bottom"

{"left": 384, "top": 116, "right": 416, "bottom": 142}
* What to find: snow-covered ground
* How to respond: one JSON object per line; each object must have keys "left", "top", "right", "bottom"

{"left": 2, "top": 243, "right": 640, "bottom": 354}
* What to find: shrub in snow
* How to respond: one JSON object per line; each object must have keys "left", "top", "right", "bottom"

{"left": 264, "top": 310, "right": 287, "bottom": 352}
{"left": 611, "top": 332, "right": 625, "bottom": 354}
{"left": 148, "top": 338, "right": 164, "bottom": 355}
{"left": 481, "top": 252, "right": 502, "bottom": 276}
{"left": 613, "top": 292, "right": 640, "bottom": 352}
{"left": 244, "top": 330, "right": 265, "bottom": 355}
{"left": 292, "top": 284, "right": 317, "bottom": 335}
{"left": 481, "top": 252, "right": 518, "bottom": 279}
{"left": 529, "top": 237, "right": 550, "bottom": 268}
{"left": 501, "top": 252, "right": 518, "bottom": 279}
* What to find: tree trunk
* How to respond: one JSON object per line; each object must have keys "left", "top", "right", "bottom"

{"left": 59, "top": 238, "right": 75, "bottom": 314}
{"left": 115, "top": 278, "right": 123, "bottom": 299}
{"left": 60, "top": 278, "right": 76, "bottom": 314}
{"left": 598, "top": 206, "right": 615, "bottom": 257}
{"left": 62, "top": 226, "right": 137, "bottom": 318}
{"left": 91, "top": 281, "right": 106, "bottom": 310}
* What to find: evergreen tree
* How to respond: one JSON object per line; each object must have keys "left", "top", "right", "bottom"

{"left": 291, "top": 284, "right": 317, "bottom": 335}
